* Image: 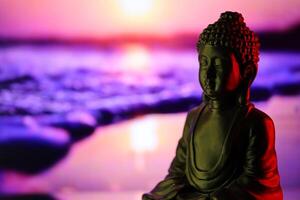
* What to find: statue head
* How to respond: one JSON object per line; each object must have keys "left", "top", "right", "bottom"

{"left": 196, "top": 11, "right": 260, "bottom": 103}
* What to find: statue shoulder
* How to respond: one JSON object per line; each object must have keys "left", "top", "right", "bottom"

{"left": 186, "top": 104, "right": 204, "bottom": 121}
{"left": 248, "top": 107, "right": 274, "bottom": 126}
{"left": 247, "top": 107, "right": 275, "bottom": 141}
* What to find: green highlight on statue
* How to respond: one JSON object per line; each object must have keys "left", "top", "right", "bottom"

{"left": 142, "top": 11, "right": 283, "bottom": 200}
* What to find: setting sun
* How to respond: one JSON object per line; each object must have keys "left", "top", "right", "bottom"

{"left": 120, "top": 44, "right": 151, "bottom": 73}
{"left": 117, "top": 0, "right": 154, "bottom": 17}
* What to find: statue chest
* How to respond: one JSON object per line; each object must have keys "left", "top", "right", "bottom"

{"left": 193, "top": 107, "right": 236, "bottom": 171}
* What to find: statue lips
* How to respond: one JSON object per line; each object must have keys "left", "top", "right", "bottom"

{"left": 206, "top": 80, "right": 215, "bottom": 89}
{"left": 204, "top": 81, "right": 216, "bottom": 95}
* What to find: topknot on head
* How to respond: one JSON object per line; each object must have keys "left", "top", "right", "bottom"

{"left": 197, "top": 11, "right": 260, "bottom": 68}
{"left": 220, "top": 11, "right": 244, "bottom": 23}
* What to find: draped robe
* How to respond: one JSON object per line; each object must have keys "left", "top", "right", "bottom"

{"left": 142, "top": 102, "right": 283, "bottom": 200}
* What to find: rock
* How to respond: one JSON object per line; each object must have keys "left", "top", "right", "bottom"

{"left": 94, "top": 108, "right": 115, "bottom": 125}
{"left": 273, "top": 81, "right": 300, "bottom": 95}
{"left": 0, "top": 75, "right": 36, "bottom": 89}
{"left": 51, "top": 122, "right": 95, "bottom": 143}
{"left": 250, "top": 86, "right": 272, "bottom": 102}
{"left": 0, "top": 193, "right": 57, "bottom": 200}
{"left": 35, "top": 112, "right": 97, "bottom": 143}
{"left": 0, "top": 120, "right": 70, "bottom": 174}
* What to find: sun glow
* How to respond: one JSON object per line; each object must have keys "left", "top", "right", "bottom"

{"left": 120, "top": 44, "right": 151, "bottom": 73}
{"left": 117, "top": 0, "right": 154, "bottom": 17}
{"left": 129, "top": 117, "right": 158, "bottom": 154}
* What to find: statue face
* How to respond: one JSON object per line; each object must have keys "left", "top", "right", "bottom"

{"left": 199, "top": 45, "right": 242, "bottom": 99}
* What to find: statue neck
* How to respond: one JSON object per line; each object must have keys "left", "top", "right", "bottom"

{"left": 207, "top": 96, "right": 238, "bottom": 111}
{"left": 238, "top": 87, "right": 250, "bottom": 106}
{"left": 205, "top": 88, "right": 251, "bottom": 111}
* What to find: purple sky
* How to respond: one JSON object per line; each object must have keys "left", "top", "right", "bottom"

{"left": 0, "top": 0, "right": 299, "bottom": 39}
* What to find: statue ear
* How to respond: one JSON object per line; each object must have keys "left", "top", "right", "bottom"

{"left": 238, "top": 64, "right": 256, "bottom": 105}
{"left": 242, "top": 64, "right": 257, "bottom": 85}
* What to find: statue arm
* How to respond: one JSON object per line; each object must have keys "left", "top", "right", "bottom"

{"left": 214, "top": 113, "right": 283, "bottom": 200}
{"left": 142, "top": 110, "right": 192, "bottom": 200}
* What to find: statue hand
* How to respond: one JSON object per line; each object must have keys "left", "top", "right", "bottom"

{"left": 142, "top": 193, "right": 164, "bottom": 200}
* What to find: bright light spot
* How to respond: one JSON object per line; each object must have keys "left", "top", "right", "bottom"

{"left": 129, "top": 117, "right": 158, "bottom": 154}
{"left": 120, "top": 44, "right": 151, "bottom": 73}
{"left": 117, "top": 0, "right": 154, "bottom": 17}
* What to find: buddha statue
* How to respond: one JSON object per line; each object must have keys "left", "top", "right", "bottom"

{"left": 142, "top": 11, "right": 283, "bottom": 200}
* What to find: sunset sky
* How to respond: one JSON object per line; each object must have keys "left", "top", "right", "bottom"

{"left": 0, "top": 0, "right": 299, "bottom": 39}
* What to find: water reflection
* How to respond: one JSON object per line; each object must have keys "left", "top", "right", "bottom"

{"left": 129, "top": 116, "right": 158, "bottom": 154}
{"left": 129, "top": 116, "right": 158, "bottom": 172}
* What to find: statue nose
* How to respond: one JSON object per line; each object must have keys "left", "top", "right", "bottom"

{"left": 207, "top": 66, "right": 216, "bottom": 79}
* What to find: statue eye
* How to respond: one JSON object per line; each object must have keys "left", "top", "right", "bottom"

{"left": 200, "top": 56, "right": 208, "bottom": 67}
{"left": 214, "top": 58, "right": 223, "bottom": 67}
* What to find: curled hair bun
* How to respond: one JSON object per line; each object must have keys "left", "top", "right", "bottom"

{"left": 197, "top": 11, "right": 260, "bottom": 68}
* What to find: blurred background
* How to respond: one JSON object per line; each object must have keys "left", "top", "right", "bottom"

{"left": 0, "top": 0, "right": 300, "bottom": 199}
